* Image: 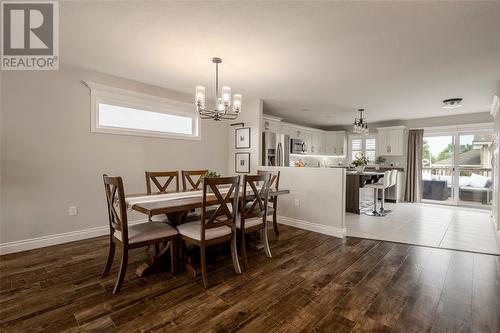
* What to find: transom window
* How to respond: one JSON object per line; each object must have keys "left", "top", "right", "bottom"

{"left": 86, "top": 82, "right": 200, "bottom": 140}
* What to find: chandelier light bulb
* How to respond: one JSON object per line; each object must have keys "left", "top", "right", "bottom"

{"left": 195, "top": 86, "right": 205, "bottom": 107}
{"left": 233, "top": 94, "right": 242, "bottom": 113}
{"left": 222, "top": 86, "right": 231, "bottom": 106}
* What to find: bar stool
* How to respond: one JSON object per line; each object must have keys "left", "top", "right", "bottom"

{"left": 379, "top": 170, "right": 398, "bottom": 215}
{"left": 365, "top": 170, "right": 394, "bottom": 217}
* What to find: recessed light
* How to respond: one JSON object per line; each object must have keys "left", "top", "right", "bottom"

{"left": 301, "top": 108, "right": 309, "bottom": 112}
{"left": 443, "top": 98, "right": 463, "bottom": 109}
{"left": 325, "top": 115, "right": 332, "bottom": 119}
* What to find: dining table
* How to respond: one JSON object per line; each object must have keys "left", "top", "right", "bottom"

{"left": 125, "top": 186, "right": 290, "bottom": 277}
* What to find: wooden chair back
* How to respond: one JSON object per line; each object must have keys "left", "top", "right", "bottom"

{"left": 200, "top": 176, "right": 241, "bottom": 238}
{"left": 257, "top": 170, "right": 280, "bottom": 192}
{"left": 103, "top": 174, "right": 128, "bottom": 242}
{"left": 182, "top": 170, "right": 208, "bottom": 191}
{"left": 145, "top": 171, "right": 179, "bottom": 194}
{"left": 242, "top": 174, "right": 272, "bottom": 220}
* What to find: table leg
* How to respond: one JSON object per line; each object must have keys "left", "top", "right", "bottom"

{"left": 135, "top": 241, "right": 172, "bottom": 277}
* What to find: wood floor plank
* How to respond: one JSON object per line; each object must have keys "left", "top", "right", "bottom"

{"left": 391, "top": 248, "right": 453, "bottom": 333}
{"left": 0, "top": 225, "right": 498, "bottom": 333}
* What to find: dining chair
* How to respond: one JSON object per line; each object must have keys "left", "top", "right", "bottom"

{"left": 176, "top": 176, "right": 242, "bottom": 288}
{"left": 237, "top": 174, "right": 272, "bottom": 269}
{"left": 145, "top": 171, "right": 179, "bottom": 223}
{"left": 102, "top": 175, "right": 178, "bottom": 294}
{"left": 257, "top": 170, "right": 280, "bottom": 237}
{"left": 181, "top": 170, "right": 208, "bottom": 191}
{"left": 181, "top": 170, "right": 209, "bottom": 222}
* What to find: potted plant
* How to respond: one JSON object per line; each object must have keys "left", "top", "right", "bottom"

{"left": 352, "top": 153, "right": 369, "bottom": 173}
{"left": 202, "top": 171, "right": 221, "bottom": 192}
{"left": 202, "top": 171, "right": 221, "bottom": 179}
{"left": 375, "top": 156, "right": 386, "bottom": 170}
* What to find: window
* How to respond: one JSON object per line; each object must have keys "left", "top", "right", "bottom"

{"left": 85, "top": 82, "right": 200, "bottom": 140}
{"left": 349, "top": 135, "right": 377, "bottom": 164}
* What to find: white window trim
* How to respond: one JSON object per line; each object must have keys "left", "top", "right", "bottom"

{"left": 83, "top": 81, "right": 201, "bottom": 140}
{"left": 348, "top": 134, "right": 377, "bottom": 165}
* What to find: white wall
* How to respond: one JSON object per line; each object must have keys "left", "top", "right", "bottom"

{"left": 0, "top": 66, "right": 229, "bottom": 246}
{"left": 260, "top": 166, "right": 346, "bottom": 238}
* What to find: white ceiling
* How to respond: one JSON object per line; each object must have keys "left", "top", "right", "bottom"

{"left": 61, "top": 1, "right": 500, "bottom": 127}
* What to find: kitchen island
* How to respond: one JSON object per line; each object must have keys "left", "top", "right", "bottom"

{"left": 346, "top": 171, "right": 384, "bottom": 214}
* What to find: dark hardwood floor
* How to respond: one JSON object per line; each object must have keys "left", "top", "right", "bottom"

{"left": 1, "top": 225, "right": 499, "bottom": 332}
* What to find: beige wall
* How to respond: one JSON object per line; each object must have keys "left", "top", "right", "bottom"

{"left": 227, "top": 98, "right": 262, "bottom": 175}
{"left": 260, "top": 166, "right": 346, "bottom": 237}
{"left": 0, "top": 67, "right": 229, "bottom": 244}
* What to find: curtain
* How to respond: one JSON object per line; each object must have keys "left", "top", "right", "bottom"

{"left": 404, "top": 129, "right": 424, "bottom": 202}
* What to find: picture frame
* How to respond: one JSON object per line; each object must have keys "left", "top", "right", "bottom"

{"left": 235, "top": 127, "right": 251, "bottom": 149}
{"left": 235, "top": 152, "right": 251, "bottom": 173}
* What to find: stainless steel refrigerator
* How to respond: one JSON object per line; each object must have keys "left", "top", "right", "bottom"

{"left": 262, "top": 131, "right": 289, "bottom": 166}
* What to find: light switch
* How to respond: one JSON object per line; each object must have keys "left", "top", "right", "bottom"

{"left": 294, "top": 199, "right": 300, "bottom": 207}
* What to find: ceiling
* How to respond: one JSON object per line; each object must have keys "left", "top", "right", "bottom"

{"left": 61, "top": 1, "right": 500, "bottom": 128}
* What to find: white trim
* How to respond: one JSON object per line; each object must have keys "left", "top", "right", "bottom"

{"left": 277, "top": 216, "right": 346, "bottom": 238}
{"left": 413, "top": 122, "right": 493, "bottom": 134}
{"left": 280, "top": 121, "right": 325, "bottom": 134}
{"left": 376, "top": 125, "right": 406, "bottom": 131}
{"left": 83, "top": 81, "right": 201, "bottom": 141}
{"left": 0, "top": 219, "right": 147, "bottom": 255}
{"left": 490, "top": 95, "right": 499, "bottom": 118}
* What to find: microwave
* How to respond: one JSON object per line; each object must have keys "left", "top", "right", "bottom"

{"left": 290, "top": 139, "right": 306, "bottom": 154}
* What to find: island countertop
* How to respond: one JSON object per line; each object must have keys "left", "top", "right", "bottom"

{"left": 346, "top": 171, "right": 384, "bottom": 176}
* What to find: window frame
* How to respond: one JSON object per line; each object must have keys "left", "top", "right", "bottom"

{"left": 84, "top": 81, "right": 200, "bottom": 140}
{"left": 348, "top": 134, "right": 377, "bottom": 165}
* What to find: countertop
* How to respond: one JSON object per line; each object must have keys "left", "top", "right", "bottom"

{"left": 346, "top": 171, "right": 384, "bottom": 176}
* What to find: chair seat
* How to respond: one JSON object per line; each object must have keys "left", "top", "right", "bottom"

{"left": 177, "top": 221, "right": 232, "bottom": 241}
{"left": 150, "top": 214, "right": 169, "bottom": 223}
{"left": 236, "top": 214, "right": 264, "bottom": 229}
{"left": 113, "top": 221, "right": 177, "bottom": 244}
{"left": 365, "top": 183, "right": 387, "bottom": 189}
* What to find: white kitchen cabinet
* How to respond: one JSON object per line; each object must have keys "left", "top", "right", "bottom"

{"left": 310, "top": 132, "right": 325, "bottom": 154}
{"left": 377, "top": 126, "right": 405, "bottom": 156}
{"left": 325, "top": 131, "right": 346, "bottom": 156}
{"left": 262, "top": 117, "right": 281, "bottom": 134}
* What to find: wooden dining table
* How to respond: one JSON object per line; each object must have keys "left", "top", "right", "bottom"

{"left": 125, "top": 187, "right": 290, "bottom": 277}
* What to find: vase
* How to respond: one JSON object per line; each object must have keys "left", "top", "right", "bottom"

{"left": 355, "top": 166, "right": 365, "bottom": 173}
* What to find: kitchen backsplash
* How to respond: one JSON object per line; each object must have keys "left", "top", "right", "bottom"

{"left": 289, "top": 155, "right": 347, "bottom": 167}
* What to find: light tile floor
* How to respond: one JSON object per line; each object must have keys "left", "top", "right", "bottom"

{"left": 346, "top": 202, "right": 500, "bottom": 255}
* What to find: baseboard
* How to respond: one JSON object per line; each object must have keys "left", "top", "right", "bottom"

{"left": 1, "top": 216, "right": 347, "bottom": 255}
{"left": 0, "top": 219, "right": 147, "bottom": 255}
{"left": 277, "top": 216, "right": 346, "bottom": 238}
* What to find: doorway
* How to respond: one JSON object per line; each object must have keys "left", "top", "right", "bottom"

{"left": 422, "top": 130, "right": 493, "bottom": 209}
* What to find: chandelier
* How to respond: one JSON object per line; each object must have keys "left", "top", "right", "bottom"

{"left": 195, "top": 57, "right": 242, "bottom": 121}
{"left": 353, "top": 108, "right": 369, "bottom": 135}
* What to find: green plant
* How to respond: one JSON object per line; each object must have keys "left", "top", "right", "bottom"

{"left": 203, "top": 170, "right": 221, "bottom": 178}
{"left": 352, "top": 153, "right": 369, "bottom": 167}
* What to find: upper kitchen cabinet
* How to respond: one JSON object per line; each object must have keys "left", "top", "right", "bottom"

{"left": 262, "top": 115, "right": 282, "bottom": 134}
{"left": 307, "top": 131, "right": 325, "bottom": 154}
{"left": 325, "top": 131, "right": 346, "bottom": 156}
{"left": 377, "top": 126, "right": 405, "bottom": 156}
{"left": 281, "top": 124, "right": 304, "bottom": 140}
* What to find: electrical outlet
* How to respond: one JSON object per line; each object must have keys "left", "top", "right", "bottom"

{"left": 294, "top": 198, "right": 300, "bottom": 207}
{"left": 69, "top": 206, "right": 78, "bottom": 216}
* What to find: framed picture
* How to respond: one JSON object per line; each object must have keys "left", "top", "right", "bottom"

{"left": 235, "top": 127, "right": 251, "bottom": 149}
{"left": 235, "top": 152, "right": 251, "bottom": 173}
